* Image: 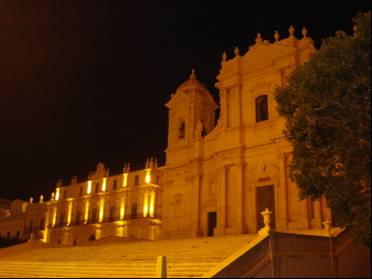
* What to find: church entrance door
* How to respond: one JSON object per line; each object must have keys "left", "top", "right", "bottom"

{"left": 207, "top": 211, "right": 217, "bottom": 236}
{"left": 256, "top": 185, "right": 275, "bottom": 231}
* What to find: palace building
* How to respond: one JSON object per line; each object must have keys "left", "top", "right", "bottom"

{"left": 0, "top": 26, "right": 333, "bottom": 246}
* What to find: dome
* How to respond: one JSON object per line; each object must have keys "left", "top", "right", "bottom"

{"left": 177, "top": 69, "right": 208, "bottom": 92}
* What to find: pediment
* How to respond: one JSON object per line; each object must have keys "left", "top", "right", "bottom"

{"left": 242, "top": 42, "right": 295, "bottom": 69}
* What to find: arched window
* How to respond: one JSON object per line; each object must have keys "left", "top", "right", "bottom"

{"left": 131, "top": 203, "right": 138, "bottom": 219}
{"left": 75, "top": 211, "right": 81, "bottom": 225}
{"left": 109, "top": 206, "right": 116, "bottom": 222}
{"left": 91, "top": 208, "right": 98, "bottom": 223}
{"left": 255, "top": 95, "right": 269, "bottom": 122}
{"left": 59, "top": 212, "right": 65, "bottom": 227}
{"left": 178, "top": 122, "right": 185, "bottom": 139}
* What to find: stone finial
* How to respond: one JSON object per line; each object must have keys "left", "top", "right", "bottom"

{"left": 40, "top": 195, "right": 44, "bottom": 203}
{"left": 274, "top": 30, "right": 280, "bottom": 42}
{"left": 71, "top": 175, "right": 77, "bottom": 185}
{"left": 255, "top": 33, "right": 263, "bottom": 44}
{"left": 56, "top": 179, "right": 63, "bottom": 188}
{"left": 301, "top": 27, "right": 308, "bottom": 38}
{"left": 189, "top": 69, "right": 196, "bottom": 79}
{"left": 258, "top": 208, "right": 273, "bottom": 236}
{"left": 234, "top": 46, "right": 240, "bottom": 56}
{"left": 29, "top": 197, "right": 33, "bottom": 204}
{"left": 222, "top": 51, "right": 227, "bottom": 62}
{"left": 288, "top": 25, "right": 295, "bottom": 36}
{"left": 323, "top": 220, "right": 332, "bottom": 235}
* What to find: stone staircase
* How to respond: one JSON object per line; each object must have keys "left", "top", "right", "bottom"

{"left": 0, "top": 234, "right": 257, "bottom": 278}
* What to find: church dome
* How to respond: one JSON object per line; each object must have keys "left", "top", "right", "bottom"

{"left": 177, "top": 69, "right": 208, "bottom": 93}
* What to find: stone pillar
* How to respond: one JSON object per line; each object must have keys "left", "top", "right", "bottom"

{"left": 236, "top": 86, "right": 242, "bottom": 126}
{"left": 236, "top": 163, "right": 245, "bottom": 233}
{"left": 215, "top": 167, "right": 227, "bottom": 235}
{"left": 222, "top": 89, "right": 228, "bottom": 129}
{"left": 191, "top": 175, "right": 202, "bottom": 237}
{"left": 278, "top": 153, "right": 288, "bottom": 230}
{"left": 156, "top": 256, "right": 167, "bottom": 278}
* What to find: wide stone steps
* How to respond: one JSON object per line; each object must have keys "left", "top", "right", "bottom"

{"left": 0, "top": 234, "right": 257, "bottom": 278}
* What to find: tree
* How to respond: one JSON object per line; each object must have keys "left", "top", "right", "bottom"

{"left": 275, "top": 12, "right": 371, "bottom": 245}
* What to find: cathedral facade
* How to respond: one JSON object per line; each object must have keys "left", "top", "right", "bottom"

{"left": 0, "top": 27, "right": 333, "bottom": 245}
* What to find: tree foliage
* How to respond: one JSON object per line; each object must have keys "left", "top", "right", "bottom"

{"left": 275, "top": 12, "right": 371, "bottom": 245}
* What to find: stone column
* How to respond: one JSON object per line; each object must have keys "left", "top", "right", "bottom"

{"left": 221, "top": 89, "right": 228, "bottom": 129}
{"left": 191, "top": 174, "right": 202, "bottom": 237}
{"left": 278, "top": 153, "right": 288, "bottom": 230}
{"left": 236, "top": 162, "right": 245, "bottom": 233}
{"left": 215, "top": 167, "right": 227, "bottom": 235}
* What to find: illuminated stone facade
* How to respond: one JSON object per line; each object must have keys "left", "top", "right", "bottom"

{"left": 42, "top": 160, "right": 162, "bottom": 245}
{"left": 0, "top": 27, "right": 333, "bottom": 245}
{"left": 161, "top": 27, "right": 332, "bottom": 238}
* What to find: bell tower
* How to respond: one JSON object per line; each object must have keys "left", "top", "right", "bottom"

{"left": 165, "top": 69, "right": 217, "bottom": 166}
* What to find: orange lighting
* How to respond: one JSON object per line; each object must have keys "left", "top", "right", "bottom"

{"left": 145, "top": 169, "right": 151, "bottom": 184}
{"left": 84, "top": 200, "right": 90, "bottom": 224}
{"left": 143, "top": 192, "right": 149, "bottom": 217}
{"left": 52, "top": 207, "right": 57, "bottom": 227}
{"left": 55, "top": 188, "right": 60, "bottom": 201}
{"left": 120, "top": 199, "right": 125, "bottom": 220}
{"left": 102, "top": 178, "right": 107, "bottom": 192}
{"left": 87, "top": 180, "right": 92, "bottom": 195}
{"left": 99, "top": 199, "right": 105, "bottom": 223}
{"left": 67, "top": 202, "right": 73, "bottom": 226}
{"left": 123, "top": 173, "right": 128, "bottom": 187}
{"left": 149, "top": 191, "right": 156, "bottom": 218}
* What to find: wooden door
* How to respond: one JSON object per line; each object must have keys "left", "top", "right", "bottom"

{"left": 256, "top": 185, "right": 275, "bottom": 230}
{"left": 207, "top": 211, "right": 217, "bottom": 236}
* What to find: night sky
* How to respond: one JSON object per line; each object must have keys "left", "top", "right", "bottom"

{"left": 1, "top": 1, "right": 370, "bottom": 201}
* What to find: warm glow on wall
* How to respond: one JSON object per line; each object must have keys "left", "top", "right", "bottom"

{"left": 143, "top": 192, "right": 149, "bottom": 217}
{"left": 99, "top": 199, "right": 105, "bottom": 223}
{"left": 120, "top": 199, "right": 125, "bottom": 220}
{"left": 87, "top": 180, "right": 92, "bottom": 194}
{"left": 102, "top": 178, "right": 107, "bottom": 192}
{"left": 123, "top": 173, "right": 128, "bottom": 187}
{"left": 84, "top": 200, "right": 90, "bottom": 224}
{"left": 55, "top": 188, "right": 60, "bottom": 201}
{"left": 145, "top": 169, "right": 151, "bottom": 184}
{"left": 149, "top": 191, "right": 156, "bottom": 218}
{"left": 52, "top": 207, "right": 57, "bottom": 227}
{"left": 67, "top": 202, "right": 73, "bottom": 226}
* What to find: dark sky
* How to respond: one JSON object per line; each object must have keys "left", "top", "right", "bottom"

{"left": 0, "top": 1, "right": 370, "bottom": 201}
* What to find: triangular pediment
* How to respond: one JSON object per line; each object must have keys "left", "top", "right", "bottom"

{"left": 242, "top": 42, "right": 296, "bottom": 69}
